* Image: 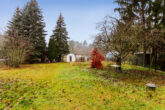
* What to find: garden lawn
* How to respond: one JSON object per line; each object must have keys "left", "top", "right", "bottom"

{"left": 0, "top": 62, "right": 165, "bottom": 110}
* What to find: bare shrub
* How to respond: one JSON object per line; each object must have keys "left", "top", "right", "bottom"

{"left": 2, "top": 30, "right": 31, "bottom": 67}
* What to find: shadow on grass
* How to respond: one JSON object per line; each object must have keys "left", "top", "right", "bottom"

{"left": 87, "top": 64, "right": 165, "bottom": 86}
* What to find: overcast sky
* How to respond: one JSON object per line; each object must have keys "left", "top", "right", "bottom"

{"left": 0, "top": 0, "right": 117, "bottom": 44}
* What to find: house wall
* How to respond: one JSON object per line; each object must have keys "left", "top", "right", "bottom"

{"left": 75, "top": 55, "right": 89, "bottom": 62}
{"left": 84, "top": 56, "right": 88, "bottom": 61}
{"left": 65, "top": 54, "right": 89, "bottom": 62}
{"left": 66, "top": 54, "right": 76, "bottom": 62}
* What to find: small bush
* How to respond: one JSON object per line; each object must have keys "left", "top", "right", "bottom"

{"left": 91, "top": 48, "right": 104, "bottom": 69}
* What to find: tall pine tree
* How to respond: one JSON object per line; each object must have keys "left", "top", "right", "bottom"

{"left": 51, "top": 13, "right": 69, "bottom": 62}
{"left": 21, "top": 0, "right": 46, "bottom": 63}
{"left": 114, "top": 0, "right": 137, "bottom": 22}
{"left": 7, "top": 7, "right": 22, "bottom": 36}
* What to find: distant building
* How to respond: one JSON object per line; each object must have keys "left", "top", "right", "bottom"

{"left": 0, "top": 59, "right": 6, "bottom": 62}
{"left": 64, "top": 53, "right": 76, "bottom": 62}
{"left": 64, "top": 53, "right": 89, "bottom": 62}
{"left": 133, "top": 52, "right": 151, "bottom": 66}
{"left": 133, "top": 52, "right": 165, "bottom": 71}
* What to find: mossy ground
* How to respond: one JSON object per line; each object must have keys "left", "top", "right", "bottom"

{"left": 0, "top": 62, "right": 165, "bottom": 110}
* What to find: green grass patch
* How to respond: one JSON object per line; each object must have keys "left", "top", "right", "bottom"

{"left": 0, "top": 62, "right": 165, "bottom": 109}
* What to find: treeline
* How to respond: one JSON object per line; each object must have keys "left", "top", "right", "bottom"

{"left": 94, "top": 0, "right": 165, "bottom": 71}
{"left": 1, "top": 0, "right": 69, "bottom": 67}
{"left": 68, "top": 40, "right": 93, "bottom": 56}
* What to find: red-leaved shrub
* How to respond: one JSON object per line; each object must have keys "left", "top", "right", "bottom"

{"left": 91, "top": 48, "right": 104, "bottom": 69}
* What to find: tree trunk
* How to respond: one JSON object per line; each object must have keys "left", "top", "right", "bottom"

{"left": 154, "top": 47, "right": 158, "bottom": 72}
{"left": 150, "top": 49, "right": 154, "bottom": 71}
{"left": 41, "top": 56, "right": 45, "bottom": 63}
{"left": 143, "top": 49, "right": 146, "bottom": 67}
{"left": 142, "top": 2, "right": 147, "bottom": 67}
{"left": 116, "top": 57, "right": 122, "bottom": 72}
{"left": 57, "top": 55, "right": 62, "bottom": 62}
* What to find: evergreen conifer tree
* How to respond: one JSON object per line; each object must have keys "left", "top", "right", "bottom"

{"left": 7, "top": 7, "right": 22, "bottom": 36}
{"left": 51, "top": 13, "right": 69, "bottom": 62}
{"left": 21, "top": 0, "right": 46, "bottom": 63}
{"left": 161, "top": 0, "right": 165, "bottom": 27}
{"left": 48, "top": 36, "right": 57, "bottom": 62}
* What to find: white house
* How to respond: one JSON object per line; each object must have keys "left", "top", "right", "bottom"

{"left": 64, "top": 53, "right": 89, "bottom": 62}
{"left": 65, "top": 53, "right": 76, "bottom": 62}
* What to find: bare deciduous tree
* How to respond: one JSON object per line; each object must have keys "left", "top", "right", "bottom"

{"left": 2, "top": 29, "right": 31, "bottom": 67}
{"left": 94, "top": 16, "right": 142, "bottom": 71}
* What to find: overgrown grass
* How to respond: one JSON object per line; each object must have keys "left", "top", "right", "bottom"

{"left": 0, "top": 62, "right": 165, "bottom": 109}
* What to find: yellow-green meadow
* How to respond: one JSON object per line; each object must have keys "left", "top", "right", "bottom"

{"left": 0, "top": 62, "right": 165, "bottom": 110}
